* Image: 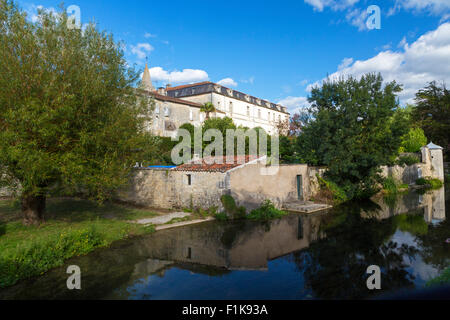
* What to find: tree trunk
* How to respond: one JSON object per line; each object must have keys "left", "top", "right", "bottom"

{"left": 21, "top": 194, "right": 46, "bottom": 225}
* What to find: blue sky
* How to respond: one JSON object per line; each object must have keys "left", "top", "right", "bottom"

{"left": 19, "top": 0, "right": 450, "bottom": 113}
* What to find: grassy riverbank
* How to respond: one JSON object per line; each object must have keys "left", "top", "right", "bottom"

{"left": 0, "top": 198, "right": 158, "bottom": 288}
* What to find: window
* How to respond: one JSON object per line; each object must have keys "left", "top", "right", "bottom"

{"left": 247, "top": 106, "right": 250, "bottom": 116}
{"left": 187, "top": 174, "right": 192, "bottom": 185}
{"left": 164, "top": 106, "right": 170, "bottom": 117}
{"left": 155, "top": 106, "right": 160, "bottom": 118}
{"left": 189, "top": 110, "right": 193, "bottom": 121}
{"left": 229, "top": 102, "right": 233, "bottom": 114}
{"left": 258, "top": 109, "right": 261, "bottom": 118}
{"left": 268, "top": 112, "right": 270, "bottom": 121}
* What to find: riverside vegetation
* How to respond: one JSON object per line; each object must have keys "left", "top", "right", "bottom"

{"left": 0, "top": 198, "right": 158, "bottom": 288}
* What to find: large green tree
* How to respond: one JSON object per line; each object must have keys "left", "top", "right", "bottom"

{"left": 411, "top": 81, "right": 450, "bottom": 159}
{"left": 297, "top": 73, "right": 409, "bottom": 199}
{"left": 0, "top": 1, "right": 152, "bottom": 224}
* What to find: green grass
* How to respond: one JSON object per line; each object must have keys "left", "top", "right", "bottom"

{"left": 0, "top": 198, "right": 158, "bottom": 288}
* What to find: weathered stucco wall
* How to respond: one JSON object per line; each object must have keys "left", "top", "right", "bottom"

{"left": 228, "top": 163, "right": 309, "bottom": 210}
{"left": 116, "top": 168, "right": 226, "bottom": 210}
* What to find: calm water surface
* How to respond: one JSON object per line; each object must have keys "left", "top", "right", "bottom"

{"left": 1, "top": 187, "right": 449, "bottom": 300}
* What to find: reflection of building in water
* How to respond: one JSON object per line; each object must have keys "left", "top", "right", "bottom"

{"left": 134, "top": 214, "right": 325, "bottom": 273}
{"left": 424, "top": 187, "right": 445, "bottom": 222}
{"left": 363, "top": 188, "right": 446, "bottom": 223}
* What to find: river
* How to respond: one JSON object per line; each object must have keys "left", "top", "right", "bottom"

{"left": 1, "top": 187, "right": 449, "bottom": 299}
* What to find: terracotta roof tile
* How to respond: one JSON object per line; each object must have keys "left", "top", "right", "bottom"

{"left": 173, "top": 155, "right": 262, "bottom": 173}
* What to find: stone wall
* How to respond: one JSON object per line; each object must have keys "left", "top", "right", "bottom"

{"left": 116, "top": 168, "right": 226, "bottom": 210}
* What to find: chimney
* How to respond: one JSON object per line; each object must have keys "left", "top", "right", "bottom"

{"left": 166, "top": 84, "right": 172, "bottom": 89}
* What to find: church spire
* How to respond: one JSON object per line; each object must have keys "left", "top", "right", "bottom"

{"left": 140, "top": 59, "right": 154, "bottom": 92}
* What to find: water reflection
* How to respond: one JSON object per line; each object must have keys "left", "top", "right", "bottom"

{"left": 0, "top": 187, "right": 448, "bottom": 300}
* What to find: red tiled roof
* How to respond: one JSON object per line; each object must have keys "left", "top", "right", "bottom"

{"left": 173, "top": 155, "right": 262, "bottom": 173}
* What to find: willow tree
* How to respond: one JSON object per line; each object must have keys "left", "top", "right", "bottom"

{"left": 0, "top": 1, "right": 152, "bottom": 224}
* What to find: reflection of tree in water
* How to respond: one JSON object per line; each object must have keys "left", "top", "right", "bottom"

{"left": 415, "top": 217, "right": 450, "bottom": 272}
{"left": 290, "top": 203, "right": 418, "bottom": 299}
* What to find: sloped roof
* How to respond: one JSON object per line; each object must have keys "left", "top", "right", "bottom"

{"left": 173, "top": 155, "right": 263, "bottom": 173}
{"left": 426, "top": 142, "right": 443, "bottom": 150}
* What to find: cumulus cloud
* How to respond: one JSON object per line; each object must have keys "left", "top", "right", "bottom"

{"left": 150, "top": 67, "right": 209, "bottom": 84}
{"left": 217, "top": 78, "right": 238, "bottom": 87}
{"left": 144, "top": 32, "right": 157, "bottom": 38}
{"left": 278, "top": 96, "right": 311, "bottom": 114}
{"left": 130, "top": 43, "right": 154, "bottom": 59}
{"left": 306, "top": 22, "right": 450, "bottom": 105}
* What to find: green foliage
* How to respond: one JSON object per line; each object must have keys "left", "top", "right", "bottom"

{"left": 0, "top": 225, "right": 107, "bottom": 287}
{"left": 296, "top": 73, "right": 409, "bottom": 200}
{"left": 0, "top": 197, "right": 157, "bottom": 288}
{"left": 382, "top": 177, "right": 409, "bottom": 195}
{"left": 396, "top": 154, "right": 421, "bottom": 166}
{"left": 426, "top": 267, "right": 450, "bottom": 287}
{"left": 220, "top": 195, "right": 246, "bottom": 220}
{"left": 411, "top": 81, "right": 450, "bottom": 160}
{"left": 392, "top": 214, "right": 428, "bottom": 236}
{"left": 317, "top": 175, "right": 349, "bottom": 205}
{"left": 247, "top": 200, "right": 287, "bottom": 221}
{"left": 200, "top": 102, "right": 216, "bottom": 119}
{"left": 0, "top": 1, "right": 152, "bottom": 205}
{"left": 399, "top": 128, "right": 427, "bottom": 153}
{"left": 416, "top": 177, "right": 443, "bottom": 189}
{"left": 214, "top": 212, "right": 229, "bottom": 221}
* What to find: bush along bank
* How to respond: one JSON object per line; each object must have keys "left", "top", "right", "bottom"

{"left": 216, "top": 195, "right": 287, "bottom": 221}
{"left": 415, "top": 177, "right": 444, "bottom": 189}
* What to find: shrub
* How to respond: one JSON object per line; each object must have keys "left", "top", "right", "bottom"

{"left": 382, "top": 177, "right": 409, "bottom": 194}
{"left": 396, "top": 154, "right": 420, "bottom": 166}
{"left": 316, "top": 175, "right": 348, "bottom": 205}
{"left": 416, "top": 177, "right": 443, "bottom": 189}
{"left": 220, "top": 195, "right": 246, "bottom": 220}
{"left": 246, "top": 200, "right": 287, "bottom": 221}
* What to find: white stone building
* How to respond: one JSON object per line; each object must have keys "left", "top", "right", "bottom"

{"left": 139, "top": 63, "right": 290, "bottom": 137}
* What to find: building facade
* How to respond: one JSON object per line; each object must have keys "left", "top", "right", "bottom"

{"left": 139, "top": 63, "right": 290, "bottom": 137}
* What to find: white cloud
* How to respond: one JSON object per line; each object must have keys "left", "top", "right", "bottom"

{"left": 130, "top": 43, "right": 154, "bottom": 59}
{"left": 304, "top": 0, "right": 359, "bottom": 12}
{"left": 144, "top": 32, "right": 157, "bottom": 38}
{"left": 345, "top": 8, "right": 368, "bottom": 31}
{"left": 389, "top": 0, "right": 450, "bottom": 16}
{"left": 307, "top": 23, "right": 450, "bottom": 105}
{"left": 150, "top": 67, "right": 209, "bottom": 84}
{"left": 278, "top": 96, "right": 311, "bottom": 114}
{"left": 217, "top": 78, "right": 238, "bottom": 87}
